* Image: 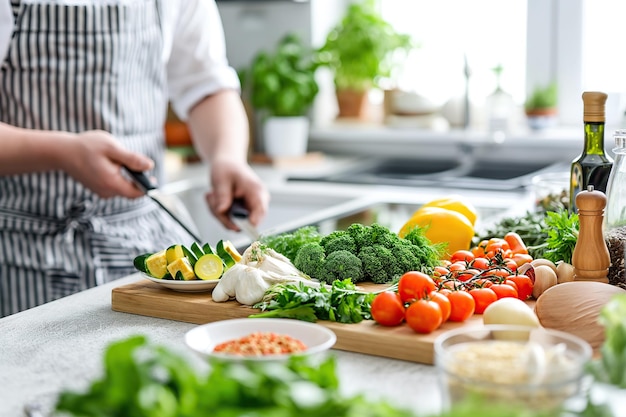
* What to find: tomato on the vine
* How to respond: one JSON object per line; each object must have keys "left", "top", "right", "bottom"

{"left": 429, "top": 291, "right": 451, "bottom": 322}
{"left": 450, "top": 250, "right": 475, "bottom": 264}
{"left": 405, "top": 299, "right": 442, "bottom": 334}
{"left": 370, "top": 291, "right": 405, "bottom": 326}
{"left": 397, "top": 271, "right": 435, "bottom": 303}
{"left": 468, "top": 287, "right": 498, "bottom": 314}
{"left": 470, "top": 257, "right": 491, "bottom": 271}
{"left": 447, "top": 290, "right": 475, "bottom": 322}
{"left": 507, "top": 274, "right": 534, "bottom": 300}
{"left": 490, "top": 283, "right": 518, "bottom": 299}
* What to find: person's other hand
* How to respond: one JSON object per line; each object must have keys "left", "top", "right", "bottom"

{"left": 64, "top": 130, "right": 154, "bottom": 199}
{"left": 205, "top": 158, "right": 269, "bottom": 231}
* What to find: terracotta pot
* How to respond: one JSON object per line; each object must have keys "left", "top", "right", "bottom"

{"left": 164, "top": 121, "right": 192, "bottom": 147}
{"left": 525, "top": 107, "right": 558, "bottom": 130}
{"left": 336, "top": 89, "right": 369, "bottom": 119}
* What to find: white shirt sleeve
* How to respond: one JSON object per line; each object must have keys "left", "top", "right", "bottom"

{"left": 0, "top": 0, "right": 13, "bottom": 63}
{"left": 164, "top": 0, "right": 241, "bottom": 121}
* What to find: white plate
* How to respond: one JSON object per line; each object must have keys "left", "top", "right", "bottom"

{"left": 185, "top": 318, "right": 337, "bottom": 362}
{"left": 141, "top": 273, "right": 218, "bottom": 293}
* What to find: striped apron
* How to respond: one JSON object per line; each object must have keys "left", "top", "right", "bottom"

{"left": 0, "top": 0, "right": 192, "bottom": 317}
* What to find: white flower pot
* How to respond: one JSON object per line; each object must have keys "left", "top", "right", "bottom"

{"left": 263, "top": 116, "right": 309, "bottom": 158}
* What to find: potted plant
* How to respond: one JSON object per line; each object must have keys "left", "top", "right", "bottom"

{"left": 240, "top": 33, "right": 320, "bottom": 158}
{"left": 524, "top": 82, "right": 558, "bottom": 130}
{"left": 317, "top": 0, "right": 413, "bottom": 119}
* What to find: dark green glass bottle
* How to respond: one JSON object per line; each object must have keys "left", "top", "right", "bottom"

{"left": 569, "top": 91, "right": 614, "bottom": 213}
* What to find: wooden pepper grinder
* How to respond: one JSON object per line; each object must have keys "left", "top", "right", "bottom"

{"left": 571, "top": 185, "right": 611, "bottom": 283}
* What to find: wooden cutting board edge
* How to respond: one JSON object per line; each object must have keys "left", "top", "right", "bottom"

{"left": 111, "top": 280, "right": 487, "bottom": 365}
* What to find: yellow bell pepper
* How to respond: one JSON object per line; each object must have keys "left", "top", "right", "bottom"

{"left": 398, "top": 206, "right": 474, "bottom": 260}
{"left": 419, "top": 195, "right": 478, "bottom": 226}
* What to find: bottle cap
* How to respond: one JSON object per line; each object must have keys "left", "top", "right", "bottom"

{"left": 582, "top": 91, "right": 608, "bottom": 122}
{"left": 615, "top": 129, "right": 626, "bottom": 148}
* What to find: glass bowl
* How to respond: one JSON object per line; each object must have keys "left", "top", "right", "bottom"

{"left": 434, "top": 325, "right": 592, "bottom": 412}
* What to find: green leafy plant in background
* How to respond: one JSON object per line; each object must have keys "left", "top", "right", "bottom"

{"left": 525, "top": 82, "right": 558, "bottom": 113}
{"left": 240, "top": 33, "right": 321, "bottom": 117}
{"left": 317, "top": 0, "right": 414, "bottom": 92}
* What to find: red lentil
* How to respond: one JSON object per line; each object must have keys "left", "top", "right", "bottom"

{"left": 213, "top": 332, "right": 307, "bottom": 356}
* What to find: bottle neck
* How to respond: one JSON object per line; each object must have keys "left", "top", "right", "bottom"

{"left": 583, "top": 122, "right": 606, "bottom": 155}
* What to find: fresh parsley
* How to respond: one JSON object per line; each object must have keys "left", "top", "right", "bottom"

{"left": 251, "top": 279, "right": 376, "bottom": 323}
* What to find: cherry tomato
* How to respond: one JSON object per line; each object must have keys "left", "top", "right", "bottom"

{"left": 472, "top": 278, "right": 493, "bottom": 288}
{"left": 503, "top": 258, "right": 518, "bottom": 272}
{"left": 447, "top": 290, "right": 475, "bottom": 322}
{"left": 450, "top": 250, "right": 475, "bottom": 264}
{"left": 448, "top": 262, "right": 467, "bottom": 279}
{"left": 505, "top": 278, "right": 519, "bottom": 291}
{"left": 504, "top": 232, "right": 529, "bottom": 255}
{"left": 507, "top": 274, "right": 534, "bottom": 300}
{"left": 468, "top": 287, "right": 498, "bottom": 314}
{"left": 405, "top": 299, "right": 443, "bottom": 334}
{"left": 429, "top": 291, "right": 452, "bottom": 322}
{"left": 490, "top": 283, "right": 519, "bottom": 299}
{"left": 470, "top": 257, "right": 491, "bottom": 271}
{"left": 398, "top": 271, "right": 436, "bottom": 303}
{"left": 370, "top": 291, "right": 405, "bottom": 326}
{"left": 433, "top": 266, "right": 450, "bottom": 279}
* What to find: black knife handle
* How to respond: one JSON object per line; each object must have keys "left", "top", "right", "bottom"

{"left": 229, "top": 198, "right": 250, "bottom": 219}
{"left": 123, "top": 167, "right": 156, "bottom": 193}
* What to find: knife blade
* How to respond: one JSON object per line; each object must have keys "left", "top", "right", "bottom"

{"left": 123, "top": 167, "right": 203, "bottom": 243}
{"left": 229, "top": 198, "right": 261, "bottom": 241}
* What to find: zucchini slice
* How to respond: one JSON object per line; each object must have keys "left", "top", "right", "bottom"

{"left": 216, "top": 240, "right": 236, "bottom": 268}
{"left": 167, "top": 257, "right": 196, "bottom": 281}
{"left": 165, "top": 244, "right": 185, "bottom": 264}
{"left": 190, "top": 242, "right": 205, "bottom": 259}
{"left": 202, "top": 243, "right": 215, "bottom": 255}
{"left": 133, "top": 253, "right": 151, "bottom": 274}
{"left": 194, "top": 254, "right": 224, "bottom": 281}
{"left": 222, "top": 240, "right": 242, "bottom": 263}
{"left": 181, "top": 245, "right": 198, "bottom": 267}
{"left": 145, "top": 250, "right": 168, "bottom": 279}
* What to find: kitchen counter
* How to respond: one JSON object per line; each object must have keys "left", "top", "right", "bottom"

{"left": 0, "top": 273, "right": 442, "bottom": 417}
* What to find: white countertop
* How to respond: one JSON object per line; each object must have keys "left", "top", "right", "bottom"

{"left": 0, "top": 273, "right": 442, "bottom": 417}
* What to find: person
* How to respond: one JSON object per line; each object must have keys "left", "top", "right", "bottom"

{"left": 0, "top": 0, "right": 270, "bottom": 317}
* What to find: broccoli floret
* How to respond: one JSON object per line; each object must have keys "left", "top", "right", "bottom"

{"left": 390, "top": 243, "right": 421, "bottom": 273}
{"left": 359, "top": 244, "right": 400, "bottom": 284}
{"left": 294, "top": 242, "right": 326, "bottom": 279}
{"left": 321, "top": 250, "right": 364, "bottom": 284}
{"left": 346, "top": 223, "right": 370, "bottom": 250}
{"left": 320, "top": 232, "right": 357, "bottom": 255}
{"left": 366, "top": 223, "right": 400, "bottom": 248}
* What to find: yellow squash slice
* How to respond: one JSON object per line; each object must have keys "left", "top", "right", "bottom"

{"left": 194, "top": 254, "right": 224, "bottom": 281}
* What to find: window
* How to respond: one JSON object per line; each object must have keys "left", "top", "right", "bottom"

{"left": 381, "top": 0, "right": 527, "bottom": 107}
{"left": 381, "top": 0, "right": 626, "bottom": 128}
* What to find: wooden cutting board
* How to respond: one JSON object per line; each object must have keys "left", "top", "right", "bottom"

{"left": 111, "top": 278, "right": 489, "bottom": 365}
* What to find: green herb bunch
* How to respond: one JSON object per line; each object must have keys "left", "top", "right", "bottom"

{"left": 251, "top": 278, "right": 379, "bottom": 324}
{"left": 55, "top": 336, "right": 416, "bottom": 417}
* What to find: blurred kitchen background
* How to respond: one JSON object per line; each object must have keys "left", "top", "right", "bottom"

{"left": 162, "top": 0, "right": 626, "bottom": 245}
{"left": 215, "top": 0, "right": 626, "bottom": 130}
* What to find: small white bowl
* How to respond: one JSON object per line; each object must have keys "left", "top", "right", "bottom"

{"left": 185, "top": 318, "right": 337, "bottom": 362}
{"left": 141, "top": 273, "right": 218, "bottom": 293}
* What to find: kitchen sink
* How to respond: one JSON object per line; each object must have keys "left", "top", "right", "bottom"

{"left": 288, "top": 157, "right": 566, "bottom": 191}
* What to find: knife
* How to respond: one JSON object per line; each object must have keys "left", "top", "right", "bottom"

{"left": 123, "top": 167, "right": 203, "bottom": 243}
{"left": 229, "top": 198, "right": 261, "bottom": 241}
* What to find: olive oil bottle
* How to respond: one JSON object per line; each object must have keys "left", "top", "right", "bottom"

{"left": 569, "top": 91, "right": 613, "bottom": 213}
